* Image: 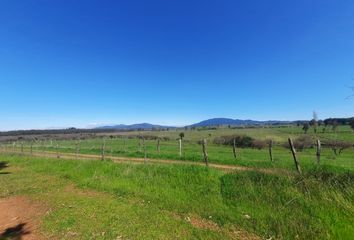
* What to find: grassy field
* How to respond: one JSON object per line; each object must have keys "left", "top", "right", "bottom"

{"left": 0, "top": 154, "right": 353, "bottom": 239}
{"left": 1, "top": 125, "right": 353, "bottom": 239}
{"left": 3, "top": 125, "right": 354, "bottom": 171}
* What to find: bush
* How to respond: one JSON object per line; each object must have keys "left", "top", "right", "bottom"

{"left": 252, "top": 139, "right": 268, "bottom": 150}
{"left": 293, "top": 135, "right": 314, "bottom": 151}
{"left": 325, "top": 140, "right": 353, "bottom": 155}
{"left": 213, "top": 135, "right": 254, "bottom": 148}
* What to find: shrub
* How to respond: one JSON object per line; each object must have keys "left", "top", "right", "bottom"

{"left": 252, "top": 139, "right": 268, "bottom": 150}
{"left": 293, "top": 135, "right": 314, "bottom": 151}
{"left": 213, "top": 135, "right": 254, "bottom": 148}
{"left": 325, "top": 140, "right": 353, "bottom": 155}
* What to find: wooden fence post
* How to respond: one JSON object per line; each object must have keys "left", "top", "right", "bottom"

{"left": 157, "top": 138, "right": 160, "bottom": 155}
{"left": 56, "top": 143, "right": 60, "bottom": 158}
{"left": 30, "top": 141, "right": 33, "bottom": 155}
{"left": 138, "top": 137, "right": 142, "bottom": 153}
{"left": 179, "top": 138, "right": 182, "bottom": 157}
{"left": 316, "top": 139, "right": 321, "bottom": 165}
{"left": 143, "top": 137, "right": 147, "bottom": 163}
{"left": 269, "top": 139, "right": 273, "bottom": 162}
{"left": 12, "top": 142, "right": 15, "bottom": 152}
{"left": 21, "top": 142, "right": 24, "bottom": 153}
{"left": 76, "top": 140, "right": 80, "bottom": 159}
{"left": 101, "top": 139, "right": 106, "bottom": 160}
{"left": 288, "top": 138, "right": 301, "bottom": 174}
{"left": 123, "top": 138, "right": 127, "bottom": 152}
{"left": 232, "top": 139, "right": 237, "bottom": 159}
{"left": 202, "top": 139, "right": 209, "bottom": 166}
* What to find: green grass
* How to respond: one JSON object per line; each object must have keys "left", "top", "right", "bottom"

{"left": 1, "top": 154, "right": 353, "bottom": 239}
{"left": 3, "top": 125, "right": 354, "bottom": 172}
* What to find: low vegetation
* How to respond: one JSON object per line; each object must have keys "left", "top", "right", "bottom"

{"left": 0, "top": 154, "right": 353, "bottom": 239}
{"left": 0, "top": 125, "right": 353, "bottom": 239}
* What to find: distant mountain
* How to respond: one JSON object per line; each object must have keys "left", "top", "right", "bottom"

{"left": 97, "top": 118, "right": 294, "bottom": 130}
{"left": 96, "top": 123, "right": 174, "bottom": 130}
{"left": 189, "top": 118, "right": 292, "bottom": 127}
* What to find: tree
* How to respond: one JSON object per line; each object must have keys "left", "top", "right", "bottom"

{"left": 350, "top": 119, "right": 354, "bottom": 131}
{"left": 332, "top": 121, "right": 339, "bottom": 133}
{"left": 311, "top": 111, "right": 318, "bottom": 133}
{"left": 179, "top": 132, "right": 185, "bottom": 140}
{"left": 302, "top": 122, "right": 310, "bottom": 134}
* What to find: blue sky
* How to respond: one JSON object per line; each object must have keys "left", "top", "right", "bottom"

{"left": 0, "top": 0, "right": 353, "bottom": 130}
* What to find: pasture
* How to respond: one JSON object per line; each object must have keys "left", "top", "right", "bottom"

{"left": 0, "top": 125, "right": 353, "bottom": 239}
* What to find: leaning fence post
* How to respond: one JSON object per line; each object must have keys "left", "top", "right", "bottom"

{"left": 269, "top": 139, "right": 273, "bottom": 162}
{"left": 316, "top": 139, "right": 321, "bottom": 165}
{"left": 232, "top": 138, "right": 237, "bottom": 159}
{"left": 288, "top": 138, "right": 301, "bottom": 174}
{"left": 202, "top": 139, "right": 209, "bottom": 166}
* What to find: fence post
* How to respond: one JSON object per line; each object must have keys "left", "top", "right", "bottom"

{"left": 179, "top": 138, "right": 182, "bottom": 157}
{"left": 288, "top": 138, "right": 301, "bottom": 174}
{"left": 21, "top": 141, "right": 24, "bottom": 154}
{"left": 75, "top": 140, "right": 80, "bottom": 159}
{"left": 138, "top": 137, "right": 142, "bottom": 153}
{"left": 30, "top": 141, "right": 33, "bottom": 155}
{"left": 232, "top": 139, "right": 237, "bottom": 159}
{"left": 56, "top": 143, "right": 60, "bottom": 158}
{"left": 123, "top": 138, "right": 126, "bottom": 152}
{"left": 269, "top": 139, "right": 273, "bottom": 162}
{"left": 143, "top": 137, "right": 147, "bottom": 163}
{"left": 101, "top": 139, "right": 106, "bottom": 160}
{"left": 157, "top": 138, "right": 160, "bottom": 155}
{"left": 202, "top": 139, "right": 208, "bottom": 166}
{"left": 316, "top": 139, "right": 321, "bottom": 165}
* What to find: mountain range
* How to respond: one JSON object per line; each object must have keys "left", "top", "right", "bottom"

{"left": 97, "top": 118, "right": 293, "bottom": 130}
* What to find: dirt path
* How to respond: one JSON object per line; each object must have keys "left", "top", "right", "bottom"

{"left": 0, "top": 149, "right": 287, "bottom": 175}
{"left": 0, "top": 196, "right": 46, "bottom": 240}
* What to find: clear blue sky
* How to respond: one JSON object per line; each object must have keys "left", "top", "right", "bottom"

{"left": 0, "top": 1, "right": 353, "bottom": 130}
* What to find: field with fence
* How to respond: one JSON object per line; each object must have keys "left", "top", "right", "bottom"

{"left": 2, "top": 125, "right": 353, "bottom": 172}
{"left": 1, "top": 125, "right": 353, "bottom": 239}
